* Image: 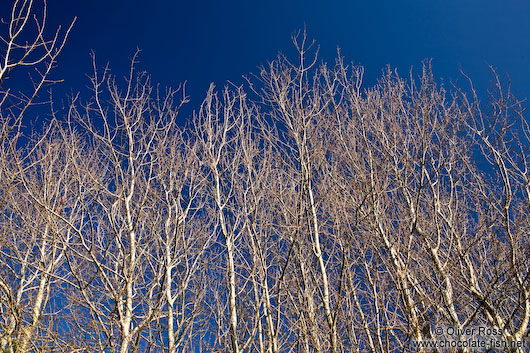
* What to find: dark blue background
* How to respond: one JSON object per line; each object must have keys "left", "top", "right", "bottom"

{"left": 2, "top": 0, "right": 530, "bottom": 121}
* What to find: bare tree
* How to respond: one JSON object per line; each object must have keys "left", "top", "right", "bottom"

{"left": 0, "top": 0, "right": 74, "bottom": 140}
{"left": 61, "top": 54, "right": 207, "bottom": 352}
{"left": 458, "top": 71, "right": 530, "bottom": 348}
{"left": 193, "top": 84, "right": 267, "bottom": 353}
{"left": 2, "top": 10, "right": 529, "bottom": 351}
{"left": 0, "top": 1, "right": 73, "bottom": 351}
{"left": 150, "top": 122, "right": 214, "bottom": 353}
{"left": 258, "top": 33, "right": 340, "bottom": 353}
{"left": 255, "top": 34, "right": 530, "bottom": 352}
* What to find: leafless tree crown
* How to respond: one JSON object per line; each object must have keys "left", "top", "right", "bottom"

{"left": 1, "top": 3, "right": 529, "bottom": 353}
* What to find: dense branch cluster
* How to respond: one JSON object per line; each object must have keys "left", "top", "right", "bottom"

{"left": 1, "top": 2, "right": 530, "bottom": 352}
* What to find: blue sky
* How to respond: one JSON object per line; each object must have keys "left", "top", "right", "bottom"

{"left": 2, "top": 0, "right": 530, "bottom": 117}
